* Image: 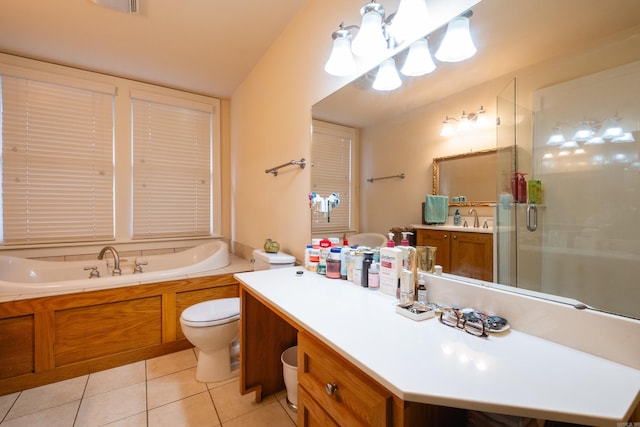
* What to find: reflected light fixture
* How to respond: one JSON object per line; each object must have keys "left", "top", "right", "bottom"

{"left": 440, "top": 106, "right": 489, "bottom": 136}
{"left": 389, "top": 0, "right": 429, "bottom": 44}
{"left": 351, "top": 2, "right": 388, "bottom": 58}
{"left": 372, "top": 58, "right": 402, "bottom": 91}
{"left": 324, "top": 24, "right": 357, "bottom": 76}
{"left": 89, "top": 0, "right": 138, "bottom": 13}
{"left": 612, "top": 132, "right": 635, "bottom": 143}
{"left": 602, "top": 117, "right": 625, "bottom": 140}
{"left": 440, "top": 116, "right": 458, "bottom": 136}
{"left": 435, "top": 11, "right": 477, "bottom": 62}
{"left": 573, "top": 121, "right": 596, "bottom": 142}
{"left": 546, "top": 127, "right": 566, "bottom": 145}
{"left": 400, "top": 38, "right": 436, "bottom": 77}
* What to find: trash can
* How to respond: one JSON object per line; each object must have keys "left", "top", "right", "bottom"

{"left": 281, "top": 346, "right": 298, "bottom": 411}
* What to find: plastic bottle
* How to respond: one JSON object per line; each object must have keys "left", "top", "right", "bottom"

{"left": 352, "top": 251, "right": 364, "bottom": 286}
{"left": 453, "top": 209, "right": 461, "bottom": 226}
{"left": 317, "top": 238, "right": 332, "bottom": 275}
{"left": 326, "top": 248, "right": 342, "bottom": 279}
{"left": 367, "top": 263, "right": 379, "bottom": 289}
{"left": 518, "top": 173, "right": 528, "bottom": 203}
{"left": 399, "top": 231, "right": 413, "bottom": 269}
{"left": 305, "top": 244, "right": 319, "bottom": 272}
{"left": 361, "top": 251, "right": 374, "bottom": 287}
{"left": 379, "top": 232, "right": 403, "bottom": 296}
{"left": 340, "top": 237, "right": 350, "bottom": 279}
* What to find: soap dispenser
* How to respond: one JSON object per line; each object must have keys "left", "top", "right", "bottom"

{"left": 453, "top": 209, "right": 461, "bottom": 226}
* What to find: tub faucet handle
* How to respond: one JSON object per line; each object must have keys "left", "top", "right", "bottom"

{"left": 134, "top": 259, "right": 148, "bottom": 274}
{"left": 84, "top": 265, "right": 100, "bottom": 278}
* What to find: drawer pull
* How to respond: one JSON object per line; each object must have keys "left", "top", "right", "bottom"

{"left": 325, "top": 382, "right": 338, "bottom": 396}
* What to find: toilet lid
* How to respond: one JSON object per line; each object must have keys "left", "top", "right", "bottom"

{"left": 180, "top": 297, "right": 240, "bottom": 327}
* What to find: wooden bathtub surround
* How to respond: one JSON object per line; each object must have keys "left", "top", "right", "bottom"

{"left": 0, "top": 274, "right": 240, "bottom": 396}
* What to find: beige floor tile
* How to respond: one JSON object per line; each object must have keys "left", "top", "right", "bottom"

{"left": 74, "top": 382, "right": 146, "bottom": 427}
{"left": 276, "top": 396, "right": 297, "bottom": 424}
{"left": 146, "top": 348, "right": 197, "bottom": 380}
{"left": 148, "top": 391, "right": 220, "bottom": 427}
{"left": 5, "top": 375, "right": 87, "bottom": 419}
{"left": 208, "top": 379, "right": 275, "bottom": 423}
{"left": 221, "top": 401, "right": 295, "bottom": 427}
{"left": 84, "top": 361, "right": 146, "bottom": 398}
{"left": 102, "top": 411, "right": 147, "bottom": 426}
{"left": 0, "top": 400, "right": 79, "bottom": 427}
{"left": 0, "top": 392, "right": 19, "bottom": 420}
{"left": 146, "top": 367, "right": 207, "bottom": 410}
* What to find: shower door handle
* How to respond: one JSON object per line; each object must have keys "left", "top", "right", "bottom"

{"left": 526, "top": 204, "right": 538, "bottom": 232}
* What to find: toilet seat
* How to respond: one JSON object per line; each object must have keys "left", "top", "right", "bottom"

{"left": 180, "top": 297, "right": 240, "bottom": 327}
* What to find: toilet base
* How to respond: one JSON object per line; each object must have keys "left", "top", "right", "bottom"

{"left": 195, "top": 347, "right": 236, "bottom": 383}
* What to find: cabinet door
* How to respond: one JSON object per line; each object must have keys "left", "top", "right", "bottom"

{"left": 416, "top": 229, "right": 450, "bottom": 272}
{"left": 450, "top": 232, "right": 493, "bottom": 281}
{"left": 298, "top": 332, "right": 391, "bottom": 427}
{"left": 298, "top": 386, "right": 340, "bottom": 427}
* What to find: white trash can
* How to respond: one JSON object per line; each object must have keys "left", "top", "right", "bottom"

{"left": 281, "top": 346, "right": 298, "bottom": 411}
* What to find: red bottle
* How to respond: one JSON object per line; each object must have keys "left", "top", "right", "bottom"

{"left": 518, "top": 173, "right": 527, "bottom": 203}
{"left": 511, "top": 173, "right": 519, "bottom": 202}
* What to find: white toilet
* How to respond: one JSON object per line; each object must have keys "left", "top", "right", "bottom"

{"left": 180, "top": 297, "right": 240, "bottom": 383}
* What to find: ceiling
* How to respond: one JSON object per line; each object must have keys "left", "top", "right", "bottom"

{"left": 0, "top": 0, "right": 309, "bottom": 97}
{"left": 313, "top": 0, "right": 640, "bottom": 127}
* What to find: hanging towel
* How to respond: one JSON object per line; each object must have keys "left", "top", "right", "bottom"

{"left": 425, "top": 195, "right": 449, "bottom": 224}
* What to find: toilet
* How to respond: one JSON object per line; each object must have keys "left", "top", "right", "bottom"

{"left": 180, "top": 297, "right": 240, "bottom": 383}
{"left": 252, "top": 249, "right": 296, "bottom": 271}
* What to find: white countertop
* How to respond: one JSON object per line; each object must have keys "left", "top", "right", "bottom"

{"left": 235, "top": 267, "right": 640, "bottom": 426}
{"left": 412, "top": 223, "right": 494, "bottom": 234}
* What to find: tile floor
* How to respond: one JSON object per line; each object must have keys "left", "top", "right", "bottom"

{"left": 0, "top": 349, "right": 297, "bottom": 427}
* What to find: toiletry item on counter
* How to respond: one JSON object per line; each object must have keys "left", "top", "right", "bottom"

{"left": 352, "top": 251, "right": 364, "bottom": 286}
{"left": 396, "top": 301, "right": 435, "bottom": 321}
{"left": 316, "top": 239, "right": 331, "bottom": 275}
{"left": 326, "top": 248, "right": 342, "bottom": 279}
{"left": 453, "top": 209, "right": 461, "bottom": 226}
{"left": 417, "top": 278, "right": 427, "bottom": 303}
{"left": 399, "top": 231, "right": 413, "bottom": 269}
{"left": 361, "top": 251, "right": 374, "bottom": 287}
{"left": 518, "top": 173, "right": 527, "bottom": 203}
{"left": 528, "top": 180, "right": 543, "bottom": 204}
{"left": 400, "top": 269, "right": 414, "bottom": 304}
{"left": 367, "top": 262, "right": 379, "bottom": 289}
{"left": 304, "top": 245, "right": 319, "bottom": 272}
{"left": 340, "top": 238, "right": 350, "bottom": 279}
{"left": 379, "top": 233, "right": 403, "bottom": 296}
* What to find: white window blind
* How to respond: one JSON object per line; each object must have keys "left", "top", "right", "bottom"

{"left": 131, "top": 96, "right": 212, "bottom": 239}
{"left": 1, "top": 76, "right": 114, "bottom": 244}
{"left": 311, "top": 121, "right": 355, "bottom": 234}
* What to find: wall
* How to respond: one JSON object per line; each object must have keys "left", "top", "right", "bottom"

{"left": 229, "top": 0, "right": 480, "bottom": 261}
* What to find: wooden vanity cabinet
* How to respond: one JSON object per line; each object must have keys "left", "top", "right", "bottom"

{"left": 416, "top": 229, "right": 493, "bottom": 282}
{"left": 298, "top": 331, "right": 391, "bottom": 426}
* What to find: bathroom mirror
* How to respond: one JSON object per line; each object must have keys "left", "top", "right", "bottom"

{"left": 311, "top": 0, "right": 640, "bottom": 319}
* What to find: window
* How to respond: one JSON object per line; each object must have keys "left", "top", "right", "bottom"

{"left": 311, "top": 120, "right": 358, "bottom": 235}
{"left": 0, "top": 54, "right": 221, "bottom": 248}
{"left": 1, "top": 75, "right": 115, "bottom": 244}
{"left": 131, "top": 92, "right": 213, "bottom": 239}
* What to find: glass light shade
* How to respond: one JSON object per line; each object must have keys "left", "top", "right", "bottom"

{"left": 573, "top": 124, "right": 595, "bottom": 141}
{"left": 351, "top": 10, "right": 387, "bottom": 58}
{"left": 457, "top": 117, "right": 471, "bottom": 132}
{"left": 389, "top": 0, "right": 428, "bottom": 44}
{"left": 560, "top": 140, "right": 579, "bottom": 149}
{"left": 400, "top": 38, "right": 436, "bottom": 77}
{"left": 435, "top": 15, "right": 477, "bottom": 62}
{"left": 475, "top": 112, "right": 490, "bottom": 127}
{"left": 440, "top": 122, "right": 454, "bottom": 137}
{"left": 546, "top": 129, "right": 566, "bottom": 145}
{"left": 372, "top": 58, "right": 402, "bottom": 91}
{"left": 612, "top": 132, "right": 635, "bottom": 143}
{"left": 602, "top": 125, "right": 625, "bottom": 139}
{"left": 324, "top": 35, "right": 356, "bottom": 76}
{"left": 584, "top": 136, "right": 605, "bottom": 145}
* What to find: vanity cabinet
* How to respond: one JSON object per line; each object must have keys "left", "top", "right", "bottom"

{"left": 298, "top": 331, "right": 391, "bottom": 426}
{"left": 416, "top": 229, "right": 493, "bottom": 281}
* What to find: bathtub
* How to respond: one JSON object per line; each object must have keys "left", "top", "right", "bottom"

{"left": 0, "top": 240, "right": 230, "bottom": 298}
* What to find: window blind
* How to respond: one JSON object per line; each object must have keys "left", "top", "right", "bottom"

{"left": 131, "top": 97, "right": 212, "bottom": 239}
{"left": 311, "top": 122, "right": 354, "bottom": 234}
{"left": 1, "top": 76, "right": 114, "bottom": 244}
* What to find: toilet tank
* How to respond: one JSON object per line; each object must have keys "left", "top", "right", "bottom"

{"left": 252, "top": 250, "right": 296, "bottom": 271}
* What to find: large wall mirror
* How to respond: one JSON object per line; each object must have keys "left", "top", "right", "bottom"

{"left": 312, "top": 0, "right": 640, "bottom": 319}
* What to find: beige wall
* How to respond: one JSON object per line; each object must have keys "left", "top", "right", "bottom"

{"left": 229, "top": 0, "right": 479, "bottom": 261}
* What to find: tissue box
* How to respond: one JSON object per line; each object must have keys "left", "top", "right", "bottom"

{"left": 528, "top": 180, "right": 543, "bottom": 204}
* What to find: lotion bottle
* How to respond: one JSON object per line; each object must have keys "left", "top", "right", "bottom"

{"left": 379, "top": 232, "right": 403, "bottom": 296}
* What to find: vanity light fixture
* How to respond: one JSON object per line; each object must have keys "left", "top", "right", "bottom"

{"left": 440, "top": 106, "right": 488, "bottom": 136}
{"left": 373, "top": 58, "right": 402, "bottom": 91}
{"left": 400, "top": 38, "right": 436, "bottom": 77}
{"left": 89, "top": 0, "right": 138, "bottom": 13}
{"left": 434, "top": 11, "right": 477, "bottom": 63}
{"left": 324, "top": 1, "right": 478, "bottom": 81}
{"left": 545, "top": 116, "right": 634, "bottom": 148}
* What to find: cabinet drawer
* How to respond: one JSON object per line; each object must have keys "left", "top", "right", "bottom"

{"left": 298, "top": 331, "right": 391, "bottom": 426}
